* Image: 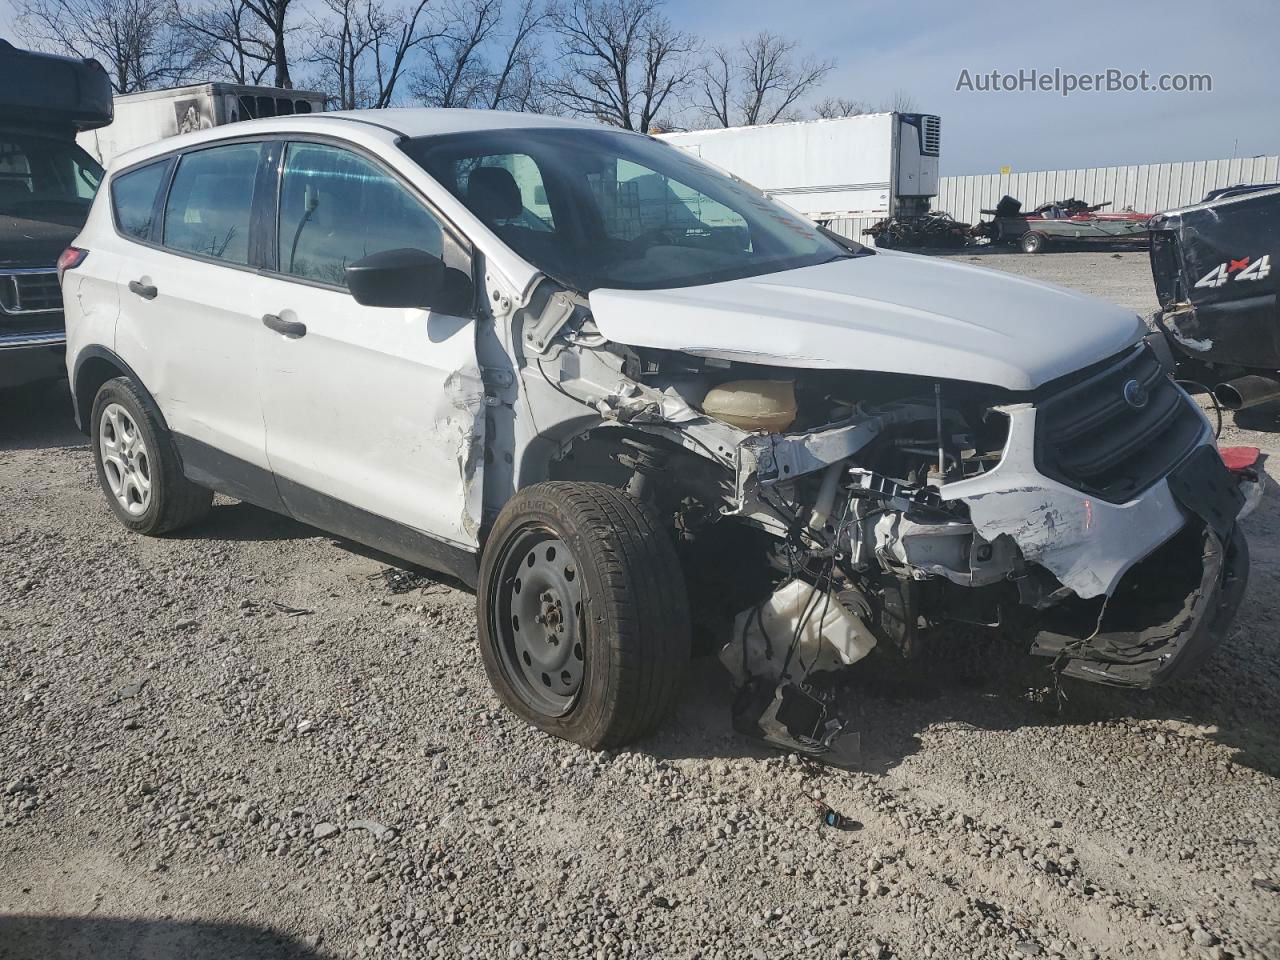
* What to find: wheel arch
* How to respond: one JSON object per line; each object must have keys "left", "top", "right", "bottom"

{"left": 72, "top": 346, "right": 170, "bottom": 438}
{"left": 535, "top": 422, "right": 727, "bottom": 491}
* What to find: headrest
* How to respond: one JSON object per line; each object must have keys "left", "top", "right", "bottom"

{"left": 467, "top": 166, "right": 521, "bottom": 222}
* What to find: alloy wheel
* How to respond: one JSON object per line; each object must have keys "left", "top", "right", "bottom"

{"left": 99, "top": 402, "right": 152, "bottom": 516}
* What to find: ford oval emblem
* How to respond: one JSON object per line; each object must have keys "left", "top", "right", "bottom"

{"left": 1123, "top": 378, "right": 1149, "bottom": 409}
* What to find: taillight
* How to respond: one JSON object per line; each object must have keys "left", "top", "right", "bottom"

{"left": 57, "top": 246, "right": 88, "bottom": 284}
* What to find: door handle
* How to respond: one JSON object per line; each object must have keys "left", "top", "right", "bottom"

{"left": 262, "top": 313, "right": 307, "bottom": 338}
{"left": 128, "top": 279, "right": 157, "bottom": 300}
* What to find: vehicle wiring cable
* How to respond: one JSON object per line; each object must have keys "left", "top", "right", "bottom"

{"left": 737, "top": 485, "right": 836, "bottom": 682}
{"left": 781, "top": 494, "right": 852, "bottom": 679}
{"left": 1049, "top": 591, "right": 1112, "bottom": 708}
{"left": 535, "top": 356, "right": 584, "bottom": 405}
{"left": 779, "top": 570, "right": 828, "bottom": 680}
{"left": 1176, "top": 379, "right": 1223, "bottom": 438}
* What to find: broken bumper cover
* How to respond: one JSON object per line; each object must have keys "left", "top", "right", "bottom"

{"left": 938, "top": 407, "right": 1249, "bottom": 687}
{"left": 939, "top": 403, "right": 1213, "bottom": 599}
{"left": 1031, "top": 524, "right": 1248, "bottom": 688}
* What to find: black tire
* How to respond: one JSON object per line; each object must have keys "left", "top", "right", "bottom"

{"left": 1020, "top": 231, "right": 1048, "bottom": 254}
{"left": 478, "top": 481, "right": 690, "bottom": 748}
{"left": 90, "top": 377, "right": 212, "bottom": 535}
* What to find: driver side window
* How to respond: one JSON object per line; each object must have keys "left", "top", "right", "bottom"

{"left": 277, "top": 142, "right": 445, "bottom": 288}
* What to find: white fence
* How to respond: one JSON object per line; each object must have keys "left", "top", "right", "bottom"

{"left": 824, "top": 154, "right": 1279, "bottom": 243}
{"left": 936, "top": 155, "right": 1280, "bottom": 225}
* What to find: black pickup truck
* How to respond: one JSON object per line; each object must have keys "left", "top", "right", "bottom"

{"left": 1150, "top": 185, "right": 1280, "bottom": 410}
{"left": 0, "top": 40, "right": 111, "bottom": 390}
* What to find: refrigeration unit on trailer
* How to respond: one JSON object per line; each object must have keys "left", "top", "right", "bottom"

{"left": 78, "top": 83, "right": 327, "bottom": 167}
{"left": 656, "top": 112, "right": 941, "bottom": 223}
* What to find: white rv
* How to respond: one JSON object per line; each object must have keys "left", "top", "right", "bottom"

{"left": 78, "top": 83, "right": 326, "bottom": 167}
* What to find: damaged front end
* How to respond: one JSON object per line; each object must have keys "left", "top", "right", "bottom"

{"left": 515, "top": 287, "right": 1250, "bottom": 764}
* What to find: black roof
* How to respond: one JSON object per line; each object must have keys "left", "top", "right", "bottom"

{"left": 0, "top": 39, "right": 113, "bottom": 132}
{"left": 1203, "top": 182, "right": 1280, "bottom": 203}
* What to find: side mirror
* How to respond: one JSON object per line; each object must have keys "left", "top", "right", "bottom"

{"left": 345, "top": 248, "right": 445, "bottom": 309}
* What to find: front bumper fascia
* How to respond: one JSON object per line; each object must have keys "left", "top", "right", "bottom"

{"left": 1030, "top": 524, "right": 1248, "bottom": 688}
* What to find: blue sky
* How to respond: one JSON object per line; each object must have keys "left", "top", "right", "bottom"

{"left": 5, "top": 0, "right": 1277, "bottom": 175}
{"left": 681, "top": 0, "right": 1280, "bottom": 174}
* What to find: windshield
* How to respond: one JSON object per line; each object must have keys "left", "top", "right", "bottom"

{"left": 0, "top": 133, "right": 103, "bottom": 222}
{"left": 403, "top": 127, "right": 862, "bottom": 292}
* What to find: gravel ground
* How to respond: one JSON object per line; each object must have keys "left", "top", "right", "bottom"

{"left": 2, "top": 250, "right": 1279, "bottom": 960}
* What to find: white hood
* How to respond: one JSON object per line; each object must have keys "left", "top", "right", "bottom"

{"left": 587, "top": 251, "right": 1147, "bottom": 391}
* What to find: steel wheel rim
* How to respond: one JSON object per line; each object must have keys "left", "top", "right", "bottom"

{"left": 492, "top": 527, "right": 586, "bottom": 717}
{"left": 99, "top": 403, "right": 152, "bottom": 516}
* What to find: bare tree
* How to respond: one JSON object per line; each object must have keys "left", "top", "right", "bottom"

{"left": 309, "top": 0, "right": 433, "bottom": 108}
{"left": 544, "top": 0, "right": 697, "bottom": 131}
{"left": 171, "top": 0, "right": 296, "bottom": 87}
{"left": 368, "top": 0, "right": 436, "bottom": 107}
{"left": 692, "top": 31, "right": 832, "bottom": 128}
{"left": 173, "top": 0, "right": 274, "bottom": 85}
{"left": 884, "top": 88, "right": 917, "bottom": 112}
{"left": 693, "top": 43, "right": 732, "bottom": 127}
{"left": 736, "top": 32, "right": 832, "bottom": 125}
{"left": 414, "top": 0, "right": 502, "bottom": 108}
{"left": 407, "top": 0, "right": 549, "bottom": 112}
{"left": 17, "top": 0, "right": 207, "bottom": 92}
{"left": 487, "top": 0, "right": 547, "bottom": 110}
{"left": 812, "top": 96, "right": 870, "bottom": 119}
{"left": 310, "top": 0, "right": 376, "bottom": 108}
{"left": 241, "top": 0, "right": 294, "bottom": 87}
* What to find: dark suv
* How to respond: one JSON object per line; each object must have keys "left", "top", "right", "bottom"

{"left": 0, "top": 40, "right": 110, "bottom": 389}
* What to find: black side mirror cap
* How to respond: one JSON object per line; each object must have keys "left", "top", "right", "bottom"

{"left": 345, "top": 248, "right": 445, "bottom": 309}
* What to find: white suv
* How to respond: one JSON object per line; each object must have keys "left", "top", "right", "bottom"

{"left": 62, "top": 109, "right": 1248, "bottom": 754}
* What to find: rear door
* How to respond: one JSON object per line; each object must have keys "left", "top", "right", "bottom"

{"left": 112, "top": 139, "right": 282, "bottom": 508}
{"left": 256, "top": 139, "right": 483, "bottom": 549}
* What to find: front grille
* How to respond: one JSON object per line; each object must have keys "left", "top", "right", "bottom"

{"left": 921, "top": 116, "right": 941, "bottom": 156}
{"left": 1036, "top": 344, "right": 1205, "bottom": 502}
{"left": 0, "top": 269, "right": 63, "bottom": 316}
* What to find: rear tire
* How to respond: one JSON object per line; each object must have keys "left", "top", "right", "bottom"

{"left": 91, "top": 377, "right": 212, "bottom": 535}
{"left": 1020, "top": 231, "right": 1048, "bottom": 254}
{"left": 478, "top": 482, "right": 690, "bottom": 748}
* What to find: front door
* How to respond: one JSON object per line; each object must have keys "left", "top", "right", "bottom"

{"left": 257, "top": 140, "right": 484, "bottom": 553}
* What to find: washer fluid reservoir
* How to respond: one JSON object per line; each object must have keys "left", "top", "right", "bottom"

{"left": 701, "top": 380, "right": 797, "bottom": 433}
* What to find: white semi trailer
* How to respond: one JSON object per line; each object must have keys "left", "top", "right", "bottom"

{"left": 78, "top": 83, "right": 327, "bottom": 167}
{"left": 657, "top": 112, "right": 941, "bottom": 226}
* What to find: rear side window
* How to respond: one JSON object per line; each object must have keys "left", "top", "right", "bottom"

{"left": 111, "top": 160, "right": 168, "bottom": 240}
{"left": 277, "top": 142, "right": 444, "bottom": 287}
{"left": 163, "top": 143, "right": 263, "bottom": 265}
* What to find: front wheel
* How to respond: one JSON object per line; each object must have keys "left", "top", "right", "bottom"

{"left": 477, "top": 482, "right": 690, "bottom": 748}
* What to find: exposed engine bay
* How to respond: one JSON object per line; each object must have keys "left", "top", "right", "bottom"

{"left": 497, "top": 281, "right": 1249, "bottom": 765}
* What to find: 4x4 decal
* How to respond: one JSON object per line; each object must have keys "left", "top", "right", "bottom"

{"left": 1194, "top": 254, "right": 1272, "bottom": 289}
